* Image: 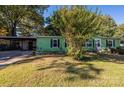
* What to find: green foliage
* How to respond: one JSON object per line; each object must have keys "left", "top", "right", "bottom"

{"left": 97, "top": 15, "right": 117, "bottom": 37}
{"left": 0, "top": 5, "right": 48, "bottom": 36}
{"left": 48, "top": 6, "right": 102, "bottom": 60}
{"left": 0, "top": 27, "right": 8, "bottom": 36}
{"left": 73, "top": 49, "right": 84, "bottom": 60}
{"left": 44, "top": 25, "right": 61, "bottom": 36}
{"left": 114, "top": 24, "right": 124, "bottom": 38}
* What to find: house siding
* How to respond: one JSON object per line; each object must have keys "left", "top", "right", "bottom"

{"left": 115, "top": 39, "right": 120, "bottom": 48}
{"left": 37, "top": 36, "right": 67, "bottom": 53}
{"left": 36, "top": 36, "right": 120, "bottom": 53}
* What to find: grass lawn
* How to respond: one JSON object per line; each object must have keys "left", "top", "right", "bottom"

{"left": 0, "top": 54, "right": 124, "bottom": 87}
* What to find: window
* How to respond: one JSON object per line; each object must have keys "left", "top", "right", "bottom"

{"left": 51, "top": 39, "right": 59, "bottom": 48}
{"left": 107, "top": 40, "right": 113, "bottom": 47}
{"left": 120, "top": 40, "right": 124, "bottom": 47}
{"left": 86, "top": 41, "right": 92, "bottom": 47}
{"left": 120, "top": 40, "right": 124, "bottom": 44}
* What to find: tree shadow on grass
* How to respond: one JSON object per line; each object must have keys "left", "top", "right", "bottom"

{"left": 65, "top": 62, "right": 104, "bottom": 80}
{"left": 13, "top": 57, "right": 43, "bottom": 65}
{"left": 37, "top": 58, "right": 104, "bottom": 80}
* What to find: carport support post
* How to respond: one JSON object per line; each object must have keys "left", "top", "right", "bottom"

{"left": 21, "top": 40, "right": 23, "bottom": 51}
{"left": 10, "top": 40, "right": 12, "bottom": 50}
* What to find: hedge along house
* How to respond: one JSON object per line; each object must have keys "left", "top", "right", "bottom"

{"left": 36, "top": 36, "right": 120, "bottom": 53}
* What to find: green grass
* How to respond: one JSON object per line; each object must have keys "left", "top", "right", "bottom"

{"left": 0, "top": 55, "right": 124, "bottom": 87}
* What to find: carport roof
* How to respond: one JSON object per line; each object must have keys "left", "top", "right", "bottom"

{"left": 0, "top": 36, "right": 36, "bottom": 40}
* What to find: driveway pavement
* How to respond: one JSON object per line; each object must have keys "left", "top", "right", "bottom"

{"left": 0, "top": 51, "right": 33, "bottom": 66}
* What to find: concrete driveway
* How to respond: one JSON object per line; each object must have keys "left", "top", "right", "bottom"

{"left": 0, "top": 51, "right": 33, "bottom": 66}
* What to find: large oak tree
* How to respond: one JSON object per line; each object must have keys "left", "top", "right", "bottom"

{"left": 0, "top": 5, "right": 48, "bottom": 36}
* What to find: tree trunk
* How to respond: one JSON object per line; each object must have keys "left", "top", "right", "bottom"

{"left": 10, "top": 22, "right": 17, "bottom": 50}
{"left": 11, "top": 22, "right": 17, "bottom": 36}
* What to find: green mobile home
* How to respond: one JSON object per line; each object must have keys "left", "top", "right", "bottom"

{"left": 36, "top": 36, "right": 120, "bottom": 53}
{"left": 37, "top": 36, "right": 67, "bottom": 53}
{"left": 84, "top": 36, "right": 120, "bottom": 52}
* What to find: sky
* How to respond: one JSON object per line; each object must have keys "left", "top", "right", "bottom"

{"left": 43, "top": 5, "right": 124, "bottom": 25}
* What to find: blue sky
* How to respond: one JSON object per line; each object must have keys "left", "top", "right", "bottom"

{"left": 43, "top": 5, "right": 124, "bottom": 25}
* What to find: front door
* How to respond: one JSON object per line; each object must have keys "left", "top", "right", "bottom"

{"left": 95, "top": 39, "right": 101, "bottom": 51}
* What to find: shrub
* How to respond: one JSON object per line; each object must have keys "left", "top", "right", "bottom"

{"left": 73, "top": 49, "right": 86, "bottom": 60}
{"left": 116, "top": 47, "right": 124, "bottom": 54}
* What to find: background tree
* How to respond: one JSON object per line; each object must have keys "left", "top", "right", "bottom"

{"left": 44, "top": 24, "right": 61, "bottom": 36}
{"left": 0, "top": 5, "right": 48, "bottom": 36}
{"left": 114, "top": 23, "right": 124, "bottom": 38}
{"left": 96, "top": 15, "right": 117, "bottom": 37}
{"left": 44, "top": 17, "right": 62, "bottom": 36}
{"left": 0, "top": 27, "right": 8, "bottom": 36}
{"left": 49, "top": 6, "right": 102, "bottom": 60}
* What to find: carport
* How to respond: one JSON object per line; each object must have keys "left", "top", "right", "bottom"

{"left": 0, "top": 36, "right": 36, "bottom": 51}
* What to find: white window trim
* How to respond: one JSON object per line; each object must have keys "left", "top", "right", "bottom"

{"left": 52, "top": 38, "right": 59, "bottom": 48}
